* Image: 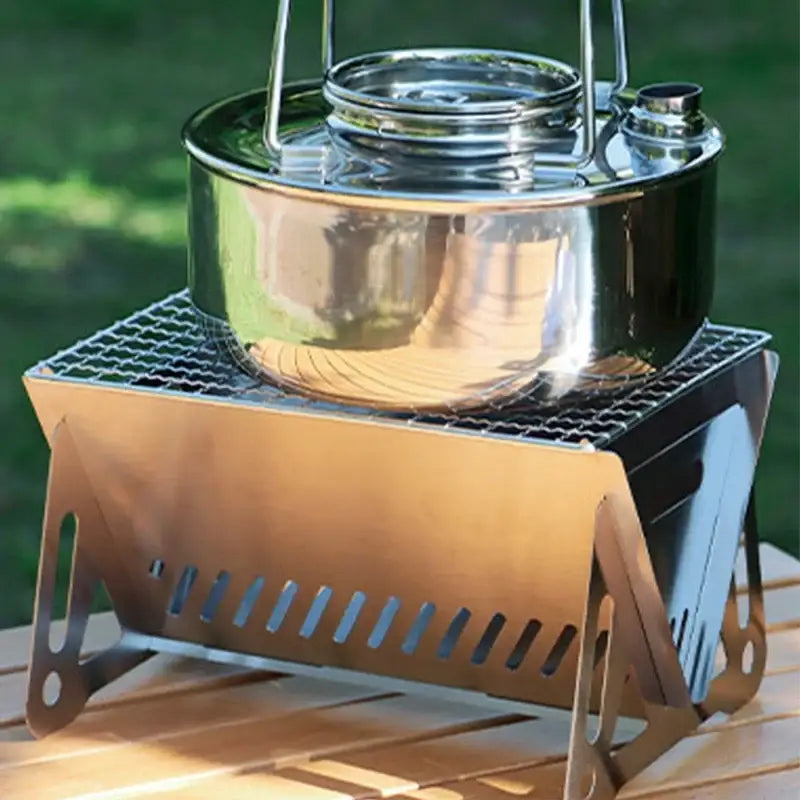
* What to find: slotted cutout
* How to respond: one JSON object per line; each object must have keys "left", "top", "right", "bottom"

{"left": 168, "top": 565, "right": 199, "bottom": 616}
{"left": 698, "top": 642, "right": 715, "bottom": 696}
{"left": 333, "top": 591, "right": 367, "bottom": 644}
{"left": 148, "top": 559, "right": 165, "bottom": 578}
{"left": 267, "top": 581, "right": 299, "bottom": 633}
{"left": 438, "top": 607, "right": 472, "bottom": 660}
{"left": 402, "top": 602, "right": 437, "bottom": 655}
{"left": 541, "top": 625, "right": 578, "bottom": 676}
{"left": 675, "top": 608, "right": 689, "bottom": 651}
{"left": 506, "top": 618, "right": 542, "bottom": 671}
{"left": 233, "top": 576, "right": 265, "bottom": 628}
{"left": 587, "top": 596, "right": 616, "bottom": 745}
{"left": 49, "top": 512, "right": 78, "bottom": 654}
{"left": 472, "top": 613, "right": 506, "bottom": 665}
{"left": 200, "top": 570, "right": 231, "bottom": 622}
{"left": 301, "top": 586, "right": 334, "bottom": 638}
{"left": 368, "top": 596, "right": 401, "bottom": 649}
{"left": 688, "top": 623, "right": 708, "bottom": 691}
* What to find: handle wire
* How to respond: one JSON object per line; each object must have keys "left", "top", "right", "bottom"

{"left": 262, "top": 0, "right": 628, "bottom": 171}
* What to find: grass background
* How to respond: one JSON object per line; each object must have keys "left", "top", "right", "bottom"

{"left": 0, "top": 0, "right": 797, "bottom": 627}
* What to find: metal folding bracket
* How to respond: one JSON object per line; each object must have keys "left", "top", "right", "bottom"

{"left": 26, "top": 421, "right": 153, "bottom": 737}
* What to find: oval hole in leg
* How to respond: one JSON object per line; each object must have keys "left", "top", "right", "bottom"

{"left": 49, "top": 512, "right": 78, "bottom": 654}
{"left": 43, "top": 671, "right": 61, "bottom": 708}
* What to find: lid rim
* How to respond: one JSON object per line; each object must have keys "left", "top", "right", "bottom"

{"left": 324, "top": 47, "right": 582, "bottom": 119}
{"left": 181, "top": 83, "right": 725, "bottom": 206}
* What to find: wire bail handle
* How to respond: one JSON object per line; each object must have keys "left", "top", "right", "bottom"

{"left": 262, "top": 0, "right": 629, "bottom": 171}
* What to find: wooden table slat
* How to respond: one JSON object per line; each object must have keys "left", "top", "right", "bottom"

{"left": 376, "top": 762, "right": 800, "bottom": 800}
{"left": 765, "top": 584, "right": 800, "bottom": 631}
{"left": 0, "top": 693, "right": 526, "bottom": 799}
{"left": 735, "top": 543, "right": 800, "bottom": 592}
{"left": 0, "top": 654, "right": 275, "bottom": 729}
{"left": 0, "top": 675, "right": 390, "bottom": 765}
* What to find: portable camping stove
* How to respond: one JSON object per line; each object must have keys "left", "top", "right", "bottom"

{"left": 22, "top": 290, "right": 778, "bottom": 799}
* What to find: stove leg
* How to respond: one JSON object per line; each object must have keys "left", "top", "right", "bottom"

{"left": 26, "top": 421, "right": 153, "bottom": 738}
{"left": 566, "top": 628, "right": 705, "bottom": 800}
{"left": 563, "top": 559, "right": 630, "bottom": 800}
{"left": 562, "top": 491, "right": 765, "bottom": 799}
{"left": 563, "top": 495, "right": 702, "bottom": 800}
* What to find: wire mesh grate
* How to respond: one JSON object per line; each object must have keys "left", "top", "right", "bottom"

{"left": 27, "top": 290, "right": 770, "bottom": 448}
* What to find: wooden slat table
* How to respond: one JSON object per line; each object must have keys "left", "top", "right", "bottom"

{"left": 1, "top": 543, "right": 798, "bottom": 799}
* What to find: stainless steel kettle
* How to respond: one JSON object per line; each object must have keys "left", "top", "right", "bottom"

{"left": 183, "top": 0, "right": 723, "bottom": 411}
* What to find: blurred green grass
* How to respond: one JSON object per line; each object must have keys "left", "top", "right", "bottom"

{"left": 0, "top": 1, "right": 797, "bottom": 626}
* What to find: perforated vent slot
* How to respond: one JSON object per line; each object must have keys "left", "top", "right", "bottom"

{"left": 438, "top": 608, "right": 472, "bottom": 660}
{"left": 541, "top": 625, "right": 578, "bottom": 676}
{"left": 301, "top": 587, "right": 333, "bottom": 638}
{"left": 334, "top": 591, "right": 367, "bottom": 644}
{"left": 267, "top": 581, "right": 299, "bottom": 633}
{"left": 472, "top": 613, "right": 506, "bottom": 665}
{"left": 149, "top": 559, "right": 164, "bottom": 579}
{"left": 153, "top": 563, "right": 592, "bottom": 679}
{"left": 168, "top": 566, "right": 198, "bottom": 616}
{"left": 688, "top": 622, "right": 709, "bottom": 691}
{"left": 200, "top": 571, "right": 230, "bottom": 623}
{"left": 233, "top": 577, "right": 265, "bottom": 628}
{"left": 402, "top": 603, "right": 437, "bottom": 655}
{"left": 368, "top": 597, "right": 401, "bottom": 649}
{"left": 506, "top": 619, "right": 542, "bottom": 671}
{"left": 675, "top": 609, "right": 689, "bottom": 653}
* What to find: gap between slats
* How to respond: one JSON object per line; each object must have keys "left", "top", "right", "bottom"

{"left": 75, "top": 712, "right": 800, "bottom": 800}
{"left": 4, "top": 669, "right": 797, "bottom": 800}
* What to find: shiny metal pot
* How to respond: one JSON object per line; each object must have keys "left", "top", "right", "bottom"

{"left": 183, "top": 0, "right": 724, "bottom": 411}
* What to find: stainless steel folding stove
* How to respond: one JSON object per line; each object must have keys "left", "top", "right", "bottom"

{"left": 21, "top": 290, "right": 778, "bottom": 799}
